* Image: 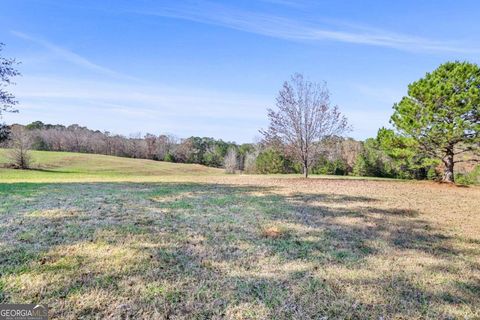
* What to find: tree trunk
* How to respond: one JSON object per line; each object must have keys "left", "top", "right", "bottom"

{"left": 442, "top": 150, "right": 454, "bottom": 183}
{"left": 303, "top": 161, "right": 308, "bottom": 178}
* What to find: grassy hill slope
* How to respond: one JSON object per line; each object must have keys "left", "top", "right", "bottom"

{"left": 0, "top": 149, "right": 223, "bottom": 182}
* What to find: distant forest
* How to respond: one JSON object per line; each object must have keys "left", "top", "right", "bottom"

{"left": 2, "top": 121, "right": 478, "bottom": 184}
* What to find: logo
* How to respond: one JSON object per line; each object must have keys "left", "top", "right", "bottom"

{"left": 0, "top": 304, "right": 48, "bottom": 320}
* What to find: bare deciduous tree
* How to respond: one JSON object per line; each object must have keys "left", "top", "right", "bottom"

{"left": 174, "top": 138, "right": 194, "bottom": 163}
{"left": 224, "top": 148, "right": 238, "bottom": 173}
{"left": 156, "top": 134, "right": 177, "bottom": 161}
{"left": 243, "top": 151, "right": 258, "bottom": 174}
{"left": 144, "top": 133, "right": 157, "bottom": 159}
{"left": 8, "top": 125, "right": 32, "bottom": 169}
{"left": 261, "top": 73, "right": 349, "bottom": 178}
{"left": 318, "top": 136, "right": 363, "bottom": 172}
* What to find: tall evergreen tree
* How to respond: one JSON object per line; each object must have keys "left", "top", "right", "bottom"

{"left": 391, "top": 62, "right": 480, "bottom": 183}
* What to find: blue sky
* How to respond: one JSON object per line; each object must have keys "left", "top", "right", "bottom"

{"left": 1, "top": 0, "right": 479, "bottom": 143}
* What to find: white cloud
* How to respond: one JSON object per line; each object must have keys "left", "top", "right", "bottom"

{"left": 137, "top": 1, "right": 480, "bottom": 54}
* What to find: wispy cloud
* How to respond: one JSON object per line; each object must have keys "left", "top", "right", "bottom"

{"left": 137, "top": 1, "right": 479, "bottom": 54}
{"left": 11, "top": 30, "right": 137, "bottom": 80}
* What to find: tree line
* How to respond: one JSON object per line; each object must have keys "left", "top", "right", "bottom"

{"left": 5, "top": 120, "right": 477, "bottom": 183}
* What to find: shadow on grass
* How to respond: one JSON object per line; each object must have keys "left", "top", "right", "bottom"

{"left": 0, "top": 182, "right": 478, "bottom": 318}
{"left": 29, "top": 168, "right": 78, "bottom": 174}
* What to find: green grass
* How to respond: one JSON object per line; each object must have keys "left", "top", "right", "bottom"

{"left": 0, "top": 149, "right": 222, "bottom": 182}
{"left": 0, "top": 150, "right": 479, "bottom": 319}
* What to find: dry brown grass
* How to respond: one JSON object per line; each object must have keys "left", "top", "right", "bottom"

{"left": 261, "top": 226, "right": 284, "bottom": 239}
{"left": 0, "top": 175, "right": 479, "bottom": 319}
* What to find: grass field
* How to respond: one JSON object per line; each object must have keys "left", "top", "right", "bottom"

{"left": 1, "top": 150, "right": 479, "bottom": 319}
{"left": 0, "top": 150, "right": 222, "bottom": 182}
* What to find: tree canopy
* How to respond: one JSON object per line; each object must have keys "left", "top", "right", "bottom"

{"left": 261, "top": 73, "right": 349, "bottom": 178}
{"left": 391, "top": 61, "right": 480, "bottom": 182}
{"left": 0, "top": 43, "right": 20, "bottom": 116}
{"left": 0, "top": 43, "right": 20, "bottom": 142}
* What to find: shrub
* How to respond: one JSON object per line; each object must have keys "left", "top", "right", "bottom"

{"left": 203, "top": 151, "right": 223, "bottom": 167}
{"left": 455, "top": 166, "right": 480, "bottom": 185}
{"left": 256, "top": 149, "right": 287, "bottom": 174}
{"left": 312, "top": 156, "right": 348, "bottom": 175}
{"left": 427, "top": 166, "right": 441, "bottom": 181}
{"left": 164, "top": 152, "right": 175, "bottom": 162}
{"left": 352, "top": 155, "right": 368, "bottom": 176}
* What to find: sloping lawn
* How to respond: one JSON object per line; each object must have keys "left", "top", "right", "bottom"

{"left": 0, "top": 149, "right": 222, "bottom": 182}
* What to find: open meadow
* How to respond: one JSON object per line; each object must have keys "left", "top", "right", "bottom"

{"left": 0, "top": 150, "right": 479, "bottom": 319}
